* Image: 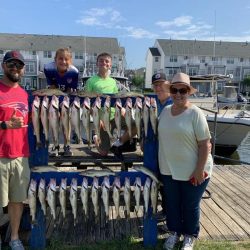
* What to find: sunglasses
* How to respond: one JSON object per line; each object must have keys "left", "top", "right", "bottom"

{"left": 170, "top": 87, "right": 189, "bottom": 95}
{"left": 5, "top": 61, "right": 24, "bottom": 70}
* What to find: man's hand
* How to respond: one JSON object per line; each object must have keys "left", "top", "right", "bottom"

{"left": 6, "top": 110, "right": 24, "bottom": 129}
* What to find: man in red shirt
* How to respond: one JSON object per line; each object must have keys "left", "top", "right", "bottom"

{"left": 0, "top": 51, "right": 30, "bottom": 250}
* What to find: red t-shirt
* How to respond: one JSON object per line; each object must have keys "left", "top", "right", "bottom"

{"left": 0, "top": 81, "right": 30, "bottom": 158}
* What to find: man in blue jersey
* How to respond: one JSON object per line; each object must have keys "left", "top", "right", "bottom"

{"left": 44, "top": 48, "right": 79, "bottom": 93}
{"left": 44, "top": 48, "right": 79, "bottom": 156}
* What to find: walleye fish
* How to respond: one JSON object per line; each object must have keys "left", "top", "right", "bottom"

{"left": 114, "top": 98, "right": 122, "bottom": 138}
{"left": 143, "top": 96, "right": 150, "bottom": 139}
{"left": 59, "top": 178, "right": 67, "bottom": 219}
{"left": 92, "top": 96, "right": 101, "bottom": 141}
{"left": 31, "top": 165, "right": 60, "bottom": 173}
{"left": 60, "top": 96, "right": 71, "bottom": 146}
{"left": 124, "top": 177, "right": 131, "bottom": 219}
{"left": 70, "top": 96, "right": 81, "bottom": 144}
{"left": 125, "top": 97, "right": 133, "bottom": 142}
{"left": 32, "top": 96, "right": 42, "bottom": 149}
{"left": 150, "top": 180, "right": 158, "bottom": 215}
{"left": 32, "top": 88, "right": 66, "bottom": 96}
{"left": 38, "top": 178, "right": 46, "bottom": 216}
{"left": 81, "top": 97, "right": 91, "bottom": 147}
{"left": 133, "top": 166, "right": 161, "bottom": 185}
{"left": 80, "top": 177, "right": 89, "bottom": 220}
{"left": 40, "top": 96, "right": 50, "bottom": 147}
{"left": 28, "top": 179, "right": 37, "bottom": 224}
{"left": 134, "top": 177, "right": 142, "bottom": 214}
{"left": 103, "top": 96, "right": 113, "bottom": 139}
{"left": 91, "top": 177, "right": 99, "bottom": 222}
{"left": 47, "top": 178, "right": 57, "bottom": 223}
{"left": 150, "top": 97, "right": 158, "bottom": 137}
{"left": 143, "top": 177, "right": 151, "bottom": 217}
{"left": 69, "top": 178, "right": 78, "bottom": 226}
{"left": 134, "top": 97, "right": 142, "bottom": 140}
{"left": 49, "top": 95, "right": 60, "bottom": 155}
{"left": 79, "top": 168, "right": 116, "bottom": 178}
{"left": 101, "top": 176, "right": 110, "bottom": 221}
{"left": 112, "top": 176, "right": 121, "bottom": 219}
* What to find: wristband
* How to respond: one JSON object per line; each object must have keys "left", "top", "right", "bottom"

{"left": 0, "top": 121, "right": 7, "bottom": 130}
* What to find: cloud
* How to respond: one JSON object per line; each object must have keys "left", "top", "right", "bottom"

{"left": 156, "top": 16, "right": 193, "bottom": 28}
{"left": 76, "top": 7, "right": 156, "bottom": 39}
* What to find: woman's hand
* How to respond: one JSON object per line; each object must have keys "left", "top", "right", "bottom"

{"left": 190, "top": 169, "right": 208, "bottom": 186}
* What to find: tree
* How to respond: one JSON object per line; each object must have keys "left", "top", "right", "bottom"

{"left": 242, "top": 76, "right": 250, "bottom": 87}
{"left": 131, "top": 75, "right": 144, "bottom": 88}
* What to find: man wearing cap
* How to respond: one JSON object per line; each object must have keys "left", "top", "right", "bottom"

{"left": 0, "top": 51, "right": 30, "bottom": 250}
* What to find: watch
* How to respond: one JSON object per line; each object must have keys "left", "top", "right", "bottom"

{"left": 0, "top": 121, "right": 7, "bottom": 130}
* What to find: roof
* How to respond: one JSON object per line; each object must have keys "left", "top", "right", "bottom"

{"left": 156, "top": 39, "right": 250, "bottom": 57}
{"left": 0, "top": 33, "right": 121, "bottom": 54}
{"left": 149, "top": 47, "right": 161, "bottom": 56}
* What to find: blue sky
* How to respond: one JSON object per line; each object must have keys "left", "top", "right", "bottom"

{"left": 1, "top": 0, "right": 250, "bottom": 69}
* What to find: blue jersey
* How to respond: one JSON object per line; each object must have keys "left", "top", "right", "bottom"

{"left": 157, "top": 97, "right": 173, "bottom": 115}
{"left": 44, "top": 62, "right": 79, "bottom": 92}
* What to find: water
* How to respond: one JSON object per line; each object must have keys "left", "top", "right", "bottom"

{"left": 215, "top": 132, "right": 250, "bottom": 165}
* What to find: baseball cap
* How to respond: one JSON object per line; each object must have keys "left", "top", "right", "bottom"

{"left": 152, "top": 72, "right": 167, "bottom": 84}
{"left": 3, "top": 50, "right": 25, "bottom": 65}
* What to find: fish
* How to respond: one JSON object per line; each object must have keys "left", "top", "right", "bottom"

{"left": 38, "top": 178, "right": 46, "bottom": 216}
{"left": 40, "top": 96, "right": 50, "bottom": 147}
{"left": 49, "top": 95, "right": 60, "bottom": 155}
{"left": 32, "top": 88, "right": 66, "bottom": 96}
{"left": 31, "top": 165, "right": 60, "bottom": 172}
{"left": 143, "top": 96, "right": 150, "bottom": 139}
{"left": 133, "top": 166, "right": 161, "bottom": 185}
{"left": 32, "top": 96, "right": 42, "bottom": 149}
{"left": 79, "top": 168, "right": 116, "bottom": 178}
{"left": 28, "top": 179, "right": 37, "bottom": 224}
{"left": 150, "top": 180, "right": 158, "bottom": 215}
{"left": 125, "top": 97, "right": 133, "bottom": 142}
{"left": 59, "top": 178, "right": 67, "bottom": 219}
{"left": 103, "top": 96, "right": 113, "bottom": 139}
{"left": 149, "top": 97, "right": 158, "bottom": 137}
{"left": 134, "top": 177, "right": 142, "bottom": 214}
{"left": 112, "top": 176, "right": 121, "bottom": 219}
{"left": 80, "top": 177, "right": 89, "bottom": 220}
{"left": 60, "top": 96, "right": 71, "bottom": 147}
{"left": 91, "top": 177, "right": 99, "bottom": 223}
{"left": 101, "top": 176, "right": 110, "bottom": 221}
{"left": 143, "top": 177, "right": 151, "bottom": 217}
{"left": 134, "top": 97, "right": 142, "bottom": 141}
{"left": 81, "top": 97, "right": 91, "bottom": 147}
{"left": 70, "top": 96, "right": 81, "bottom": 144}
{"left": 47, "top": 178, "right": 57, "bottom": 224}
{"left": 114, "top": 98, "right": 122, "bottom": 138}
{"left": 69, "top": 178, "right": 78, "bottom": 226}
{"left": 92, "top": 96, "right": 101, "bottom": 141}
{"left": 124, "top": 177, "right": 131, "bottom": 219}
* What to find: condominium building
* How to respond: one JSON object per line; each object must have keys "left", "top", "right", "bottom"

{"left": 0, "top": 33, "right": 126, "bottom": 90}
{"left": 145, "top": 39, "right": 250, "bottom": 93}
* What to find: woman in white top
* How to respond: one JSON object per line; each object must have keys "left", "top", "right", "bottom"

{"left": 158, "top": 73, "right": 213, "bottom": 250}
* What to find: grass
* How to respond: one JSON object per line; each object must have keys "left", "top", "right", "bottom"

{"left": 42, "top": 237, "right": 250, "bottom": 250}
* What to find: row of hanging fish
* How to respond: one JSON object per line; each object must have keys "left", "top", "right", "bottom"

{"left": 31, "top": 95, "right": 158, "bottom": 150}
{"left": 28, "top": 175, "right": 159, "bottom": 226}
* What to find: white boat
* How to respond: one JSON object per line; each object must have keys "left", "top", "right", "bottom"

{"left": 190, "top": 75, "right": 250, "bottom": 156}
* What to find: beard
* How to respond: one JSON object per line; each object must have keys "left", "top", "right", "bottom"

{"left": 5, "top": 71, "right": 22, "bottom": 82}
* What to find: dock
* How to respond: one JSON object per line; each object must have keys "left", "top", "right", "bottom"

{"left": 1, "top": 164, "right": 249, "bottom": 247}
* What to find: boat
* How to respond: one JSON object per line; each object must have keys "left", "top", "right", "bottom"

{"left": 190, "top": 74, "right": 250, "bottom": 156}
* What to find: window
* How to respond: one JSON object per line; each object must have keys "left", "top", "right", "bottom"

{"left": 227, "top": 58, "right": 234, "bottom": 64}
{"left": 188, "top": 67, "right": 198, "bottom": 76}
{"left": 212, "top": 57, "right": 218, "bottom": 62}
{"left": 25, "top": 62, "right": 35, "bottom": 73}
{"left": 168, "top": 68, "right": 178, "bottom": 76}
{"left": 76, "top": 65, "right": 84, "bottom": 72}
{"left": 199, "top": 56, "right": 206, "bottom": 63}
{"left": 44, "top": 51, "right": 52, "bottom": 58}
{"left": 155, "top": 57, "right": 159, "bottom": 62}
{"left": 240, "top": 58, "right": 244, "bottom": 63}
{"left": 0, "top": 50, "right": 4, "bottom": 55}
{"left": 184, "top": 56, "right": 188, "bottom": 60}
{"left": 75, "top": 52, "right": 83, "bottom": 59}
{"left": 214, "top": 67, "right": 225, "bottom": 75}
{"left": 170, "top": 55, "right": 177, "bottom": 62}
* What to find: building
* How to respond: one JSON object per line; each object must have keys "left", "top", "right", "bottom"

{"left": 145, "top": 39, "right": 250, "bottom": 94}
{"left": 0, "top": 33, "right": 126, "bottom": 90}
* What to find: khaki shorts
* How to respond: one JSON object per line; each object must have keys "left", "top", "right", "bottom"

{"left": 0, "top": 157, "right": 30, "bottom": 207}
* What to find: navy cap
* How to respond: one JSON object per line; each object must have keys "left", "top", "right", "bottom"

{"left": 152, "top": 72, "right": 167, "bottom": 84}
{"left": 3, "top": 50, "right": 25, "bottom": 65}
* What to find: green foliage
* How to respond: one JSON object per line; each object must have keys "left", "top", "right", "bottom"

{"left": 242, "top": 77, "right": 250, "bottom": 86}
{"left": 131, "top": 75, "right": 144, "bottom": 87}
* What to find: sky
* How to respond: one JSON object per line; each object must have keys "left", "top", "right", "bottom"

{"left": 1, "top": 0, "right": 250, "bottom": 69}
